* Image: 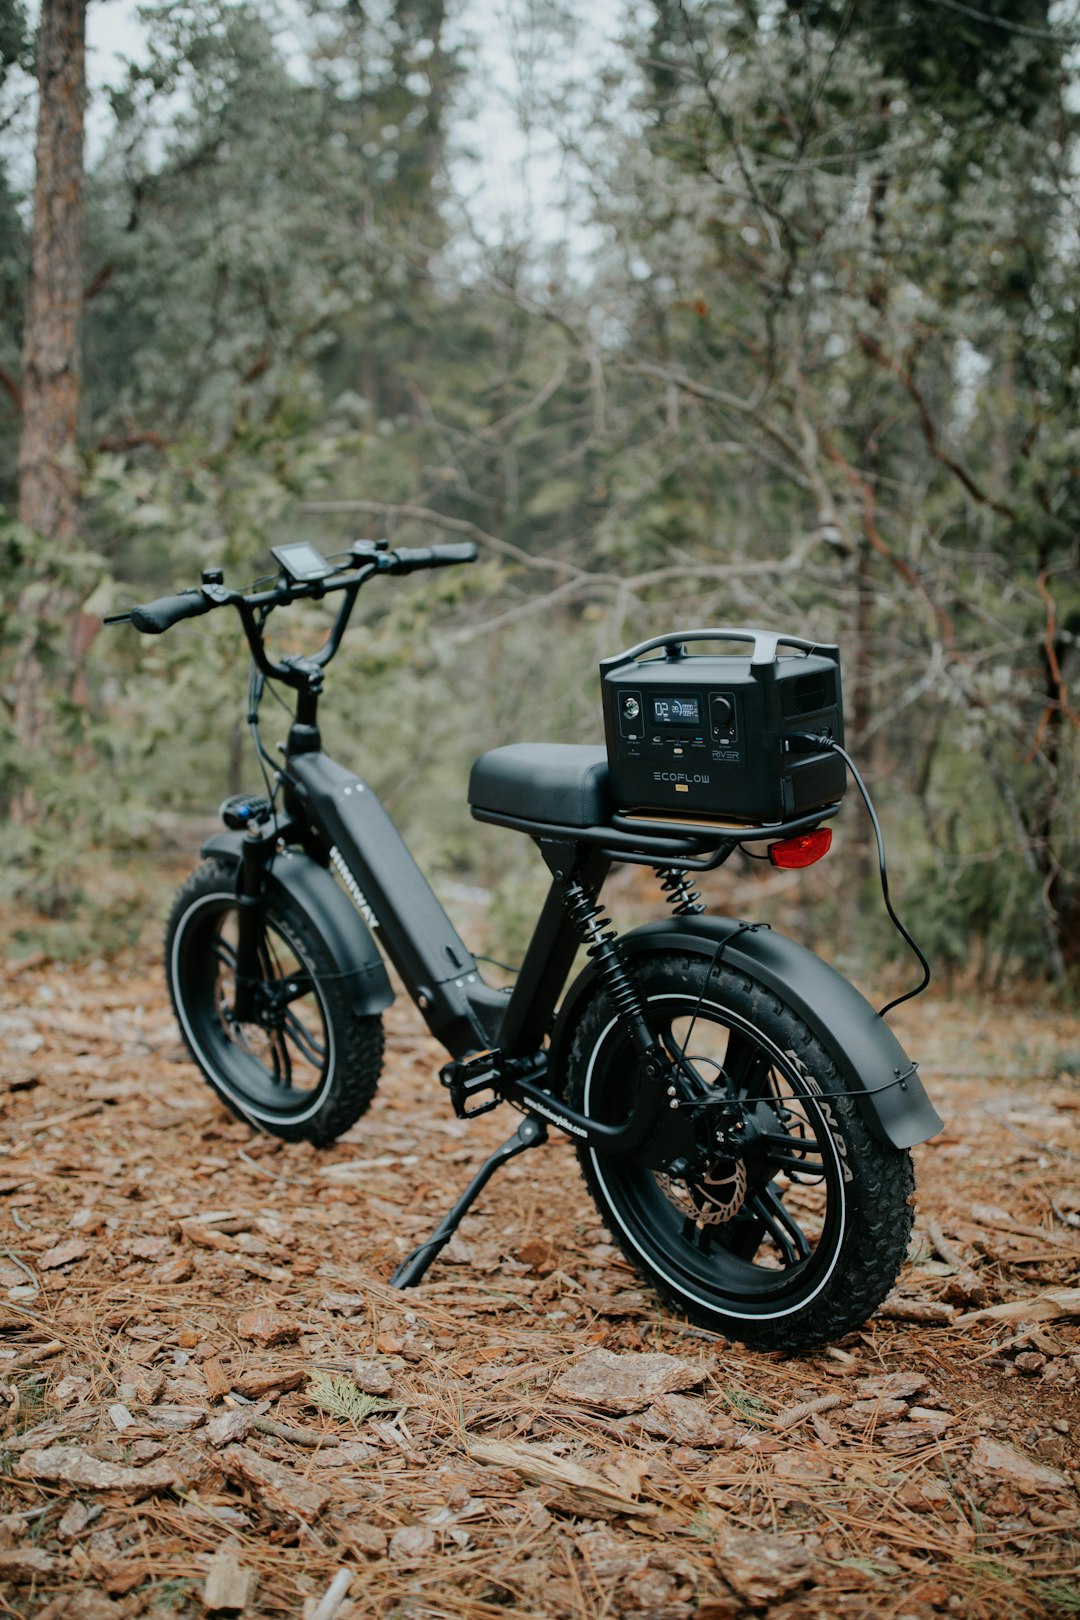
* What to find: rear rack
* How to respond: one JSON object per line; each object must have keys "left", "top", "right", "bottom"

{"left": 469, "top": 801, "right": 841, "bottom": 872}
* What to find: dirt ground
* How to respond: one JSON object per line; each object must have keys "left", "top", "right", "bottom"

{"left": 2, "top": 950, "right": 1080, "bottom": 1619}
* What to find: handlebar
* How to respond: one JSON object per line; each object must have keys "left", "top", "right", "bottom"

{"left": 389, "top": 542, "right": 478, "bottom": 573}
{"left": 128, "top": 590, "right": 214, "bottom": 635}
{"left": 105, "top": 537, "right": 478, "bottom": 689}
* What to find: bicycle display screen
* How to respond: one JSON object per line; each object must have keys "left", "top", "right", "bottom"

{"left": 649, "top": 693, "right": 700, "bottom": 727}
{"left": 271, "top": 542, "right": 333, "bottom": 582}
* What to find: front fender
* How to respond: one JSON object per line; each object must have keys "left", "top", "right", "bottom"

{"left": 550, "top": 916, "right": 942, "bottom": 1151}
{"left": 200, "top": 831, "right": 394, "bottom": 1018}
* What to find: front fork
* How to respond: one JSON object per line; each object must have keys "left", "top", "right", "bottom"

{"left": 229, "top": 822, "right": 277, "bottom": 1022}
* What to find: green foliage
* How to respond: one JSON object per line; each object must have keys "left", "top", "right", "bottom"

{"left": 305, "top": 1370, "right": 398, "bottom": 1426}
{"left": 3, "top": 0, "right": 1079, "bottom": 989}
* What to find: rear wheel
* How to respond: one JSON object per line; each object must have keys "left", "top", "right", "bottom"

{"left": 565, "top": 951, "right": 914, "bottom": 1351}
{"left": 165, "top": 860, "right": 383, "bottom": 1144}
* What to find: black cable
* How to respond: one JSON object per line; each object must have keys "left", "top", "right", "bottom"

{"left": 474, "top": 954, "right": 520, "bottom": 976}
{"left": 795, "top": 734, "right": 931, "bottom": 1018}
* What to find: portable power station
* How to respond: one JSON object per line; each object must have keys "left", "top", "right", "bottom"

{"left": 600, "top": 628, "right": 847, "bottom": 826}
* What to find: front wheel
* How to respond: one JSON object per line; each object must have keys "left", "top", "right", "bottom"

{"left": 565, "top": 951, "right": 914, "bottom": 1351}
{"left": 165, "top": 860, "right": 383, "bottom": 1144}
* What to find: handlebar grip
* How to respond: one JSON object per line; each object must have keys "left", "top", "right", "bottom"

{"left": 389, "top": 542, "right": 478, "bottom": 573}
{"left": 129, "top": 590, "right": 213, "bottom": 635}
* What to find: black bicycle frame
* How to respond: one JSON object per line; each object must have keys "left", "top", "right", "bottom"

{"left": 278, "top": 744, "right": 682, "bottom": 1155}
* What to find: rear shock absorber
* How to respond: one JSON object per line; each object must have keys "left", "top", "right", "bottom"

{"left": 561, "top": 879, "right": 662, "bottom": 1066}
{"left": 657, "top": 867, "right": 705, "bottom": 917}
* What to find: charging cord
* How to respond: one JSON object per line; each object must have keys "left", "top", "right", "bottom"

{"left": 793, "top": 733, "right": 931, "bottom": 1018}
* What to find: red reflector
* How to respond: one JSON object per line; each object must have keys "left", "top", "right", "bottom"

{"left": 768, "top": 828, "right": 832, "bottom": 869}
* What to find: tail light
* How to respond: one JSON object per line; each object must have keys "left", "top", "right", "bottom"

{"left": 768, "top": 828, "right": 832, "bottom": 869}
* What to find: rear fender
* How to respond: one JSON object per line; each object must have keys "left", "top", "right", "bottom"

{"left": 200, "top": 831, "right": 394, "bottom": 1017}
{"left": 550, "top": 916, "right": 942, "bottom": 1151}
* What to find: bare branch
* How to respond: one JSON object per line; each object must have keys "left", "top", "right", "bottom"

{"left": 0, "top": 364, "right": 22, "bottom": 415}
{"left": 301, "top": 499, "right": 594, "bottom": 580}
{"left": 856, "top": 332, "right": 1017, "bottom": 521}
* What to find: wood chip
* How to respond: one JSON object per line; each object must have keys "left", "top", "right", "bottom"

{"left": 203, "top": 1539, "right": 259, "bottom": 1613}
{"left": 236, "top": 1306, "right": 301, "bottom": 1347}
{"left": 955, "top": 1289, "right": 1080, "bottom": 1326}
{"left": 15, "top": 1444, "right": 180, "bottom": 1495}
{"left": 0, "top": 1547, "right": 58, "bottom": 1582}
{"left": 39, "top": 1237, "right": 88, "bottom": 1269}
{"left": 182, "top": 1221, "right": 239, "bottom": 1252}
{"left": 220, "top": 1442, "right": 333, "bottom": 1520}
{"left": 231, "top": 1367, "right": 305, "bottom": 1399}
{"left": 202, "top": 1356, "right": 232, "bottom": 1401}
{"left": 877, "top": 1297, "right": 957, "bottom": 1323}
{"left": 640, "top": 1392, "right": 735, "bottom": 1446}
{"left": 551, "top": 1348, "right": 707, "bottom": 1414}
{"left": 713, "top": 1527, "right": 814, "bottom": 1604}
{"left": 971, "top": 1437, "right": 1071, "bottom": 1493}
{"left": 206, "top": 1402, "right": 269, "bottom": 1449}
{"left": 466, "top": 1435, "right": 655, "bottom": 1517}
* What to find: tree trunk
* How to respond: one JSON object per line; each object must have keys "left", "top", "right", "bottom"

{"left": 14, "top": 0, "right": 87, "bottom": 754}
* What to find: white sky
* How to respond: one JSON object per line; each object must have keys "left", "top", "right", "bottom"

{"left": 79, "top": 0, "right": 634, "bottom": 255}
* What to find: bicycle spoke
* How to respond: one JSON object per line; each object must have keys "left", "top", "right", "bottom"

{"left": 723, "top": 1028, "right": 772, "bottom": 1097}
{"left": 760, "top": 1151, "right": 827, "bottom": 1178}
{"left": 750, "top": 1185, "right": 813, "bottom": 1266}
{"left": 754, "top": 1129, "right": 826, "bottom": 1178}
{"left": 267, "top": 1028, "right": 292, "bottom": 1088}
{"left": 283, "top": 1007, "right": 325, "bottom": 1069}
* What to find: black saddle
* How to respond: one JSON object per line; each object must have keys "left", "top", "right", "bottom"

{"left": 469, "top": 743, "right": 611, "bottom": 829}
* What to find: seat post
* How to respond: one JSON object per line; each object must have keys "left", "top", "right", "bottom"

{"left": 495, "top": 843, "right": 611, "bottom": 1058}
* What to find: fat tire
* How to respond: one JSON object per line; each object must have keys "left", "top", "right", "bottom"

{"left": 564, "top": 950, "right": 914, "bottom": 1351}
{"left": 165, "top": 859, "right": 383, "bottom": 1145}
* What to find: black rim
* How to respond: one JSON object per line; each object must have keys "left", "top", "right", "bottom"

{"left": 584, "top": 992, "right": 846, "bottom": 1320}
{"left": 174, "top": 892, "right": 333, "bottom": 1121}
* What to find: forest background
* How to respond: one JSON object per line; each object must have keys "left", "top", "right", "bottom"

{"left": 1, "top": 0, "right": 1078, "bottom": 996}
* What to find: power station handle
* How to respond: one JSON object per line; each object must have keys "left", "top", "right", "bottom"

{"left": 128, "top": 590, "right": 214, "bottom": 635}
{"left": 598, "top": 627, "right": 833, "bottom": 672}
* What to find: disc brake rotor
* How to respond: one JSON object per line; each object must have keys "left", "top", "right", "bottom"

{"left": 656, "top": 1155, "right": 749, "bottom": 1226}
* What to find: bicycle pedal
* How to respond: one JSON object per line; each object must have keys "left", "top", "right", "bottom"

{"left": 441, "top": 1051, "right": 504, "bottom": 1120}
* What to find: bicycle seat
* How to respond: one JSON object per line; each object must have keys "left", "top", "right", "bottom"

{"left": 469, "top": 744, "right": 611, "bottom": 829}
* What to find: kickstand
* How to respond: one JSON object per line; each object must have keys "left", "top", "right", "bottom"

{"left": 390, "top": 1114, "right": 548, "bottom": 1289}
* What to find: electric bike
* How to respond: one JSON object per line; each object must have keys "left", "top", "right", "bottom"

{"left": 107, "top": 538, "right": 941, "bottom": 1351}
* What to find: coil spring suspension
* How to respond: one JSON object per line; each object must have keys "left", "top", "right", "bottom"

{"left": 561, "top": 880, "right": 648, "bottom": 1030}
{"left": 658, "top": 867, "right": 705, "bottom": 916}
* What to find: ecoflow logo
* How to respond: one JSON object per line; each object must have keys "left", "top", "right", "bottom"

{"left": 653, "top": 771, "right": 711, "bottom": 785}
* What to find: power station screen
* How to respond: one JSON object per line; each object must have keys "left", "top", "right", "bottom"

{"left": 650, "top": 693, "right": 700, "bottom": 727}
